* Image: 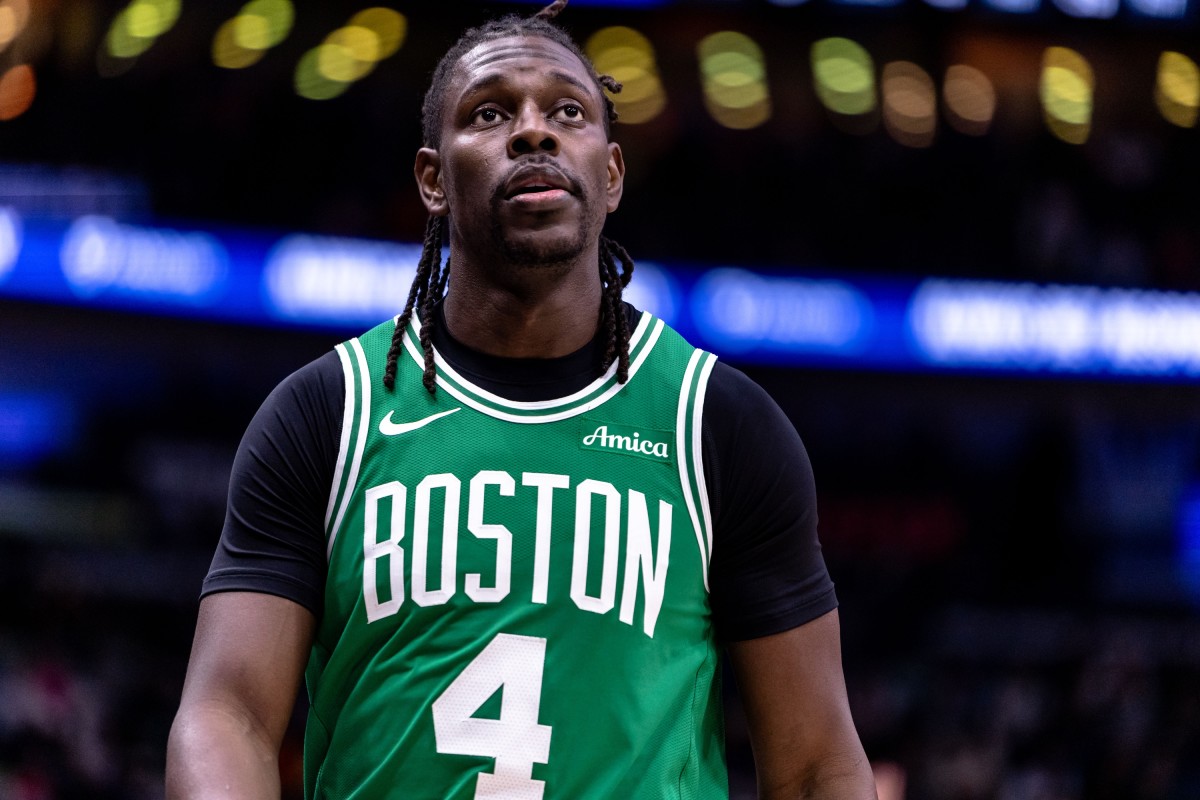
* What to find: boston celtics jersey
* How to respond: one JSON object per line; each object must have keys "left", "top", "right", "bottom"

{"left": 305, "top": 310, "right": 724, "bottom": 799}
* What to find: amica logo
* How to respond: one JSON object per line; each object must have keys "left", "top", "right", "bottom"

{"left": 582, "top": 425, "right": 670, "bottom": 459}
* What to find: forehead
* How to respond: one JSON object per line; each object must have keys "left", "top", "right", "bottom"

{"left": 448, "top": 34, "right": 600, "bottom": 101}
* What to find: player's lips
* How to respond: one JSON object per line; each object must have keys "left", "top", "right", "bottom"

{"left": 502, "top": 166, "right": 576, "bottom": 203}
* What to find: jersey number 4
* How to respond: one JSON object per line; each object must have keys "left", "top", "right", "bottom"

{"left": 432, "top": 633, "right": 554, "bottom": 799}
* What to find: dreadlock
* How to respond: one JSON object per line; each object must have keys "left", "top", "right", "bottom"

{"left": 382, "top": 0, "right": 636, "bottom": 395}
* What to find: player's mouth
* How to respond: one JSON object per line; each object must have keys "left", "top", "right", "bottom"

{"left": 502, "top": 166, "right": 577, "bottom": 206}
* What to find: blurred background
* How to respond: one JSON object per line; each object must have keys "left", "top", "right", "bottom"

{"left": 1, "top": 0, "right": 1199, "bottom": 798}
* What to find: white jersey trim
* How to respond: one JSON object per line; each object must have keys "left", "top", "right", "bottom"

{"left": 677, "top": 349, "right": 710, "bottom": 592}
{"left": 427, "top": 311, "right": 653, "bottom": 412}
{"left": 693, "top": 353, "right": 717, "bottom": 563}
{"left": 402, "top": 317, "right": 666, "bottom": 424}
{"left": 325, "top": 343, "right": 356, "bottom": 533}
{"left": 326, "top": 338, "right": 372, "bottom": 560}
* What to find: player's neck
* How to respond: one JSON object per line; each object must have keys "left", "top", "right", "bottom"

{"left": 442, "top": 253, "right": 603, "bottom": 359}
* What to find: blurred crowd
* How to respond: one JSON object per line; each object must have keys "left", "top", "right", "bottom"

{"left": 2, "top": 556, "right": 1199, "bottom": 799}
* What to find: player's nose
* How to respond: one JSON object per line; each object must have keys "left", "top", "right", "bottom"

{"left": 508, "top": 102, "right": 559, "bottom": 157}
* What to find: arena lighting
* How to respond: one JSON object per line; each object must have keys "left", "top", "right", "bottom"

{"left": 1177, "top": 485, "right": 1200, "bottom": 603}
{"left": 1157, "top": 52, "right": 1200, "bottom": 129}
{"left": 1053, "top": 0, "right": 1119, "bottom": 19}
{"left": 295, "top": 8, "right": 406, "bottom": 100}
{"left": 697, "top": 31, "right": 771, "bottom": 130}
{"left": 263, "top": 234, "right": 422, "bottom": 324}
{"left": 811, "top": 38, "right": 877, "bottom": 130}
{"left": 0, "top": 0, "right": 30, "bottom": 51}
{"left": 618, "top": 262, "right": 680, "bottom": 327}
{"left": 829, "top": 0, "right": 903, "bottom": 8}
{"left": 585, "top": 26, "right": 667, "bottom": 125}
{"left": 0, "top": 206, "right": 19, "bottom": 281}
{"left": 213, "top": 0, "right": 294, "bottom": 70}
{"left": 982, "top": 0, "right": 1040, "bottom": 13}
{"left": 1041, "top": 47, "right": 1093, "bottom": 145}
{"left": 0, "top": 392, "right": 74, "bottom": 467}
{"left": 1127, "top": 0, "right": 1188, "bottom": 17}
{"left": 213, "top": 22, "right": 265, "bottom": 70}
{"left": 349, "top": 8, "right": 406, "bottom": 60}
{"left": 881, "top": 61, "right": 936, "bottom": 148}
{"left": 13, "top": 214, "right": 1200, "bottom": 383}
{"left": 908, "top": 280, "right": 1200, "bottom": 376}
{"left": 104, "top": 0, "right": 180, "bottom": 60}
{"left": 690, "top": 268, "right": 874, "bottom": 356}
{"left": 59, "top": 216, "right": 229, "bottom": 304}
{"left": 0, "top": 63, "right": 34, "bottom": 121}
{"left": 942, "top": 64, "right": 995, "bottom": 136}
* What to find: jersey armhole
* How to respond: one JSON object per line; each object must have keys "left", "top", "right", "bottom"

{"left": 325, "top": 338, "right": 372, "bottom": 560}
{"left": 675, "top": 349, "right": 718, "bottom": 592}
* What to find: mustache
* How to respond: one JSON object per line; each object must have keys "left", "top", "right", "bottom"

{"left": 491, "top": 155, "right": 586, "bottom": 204}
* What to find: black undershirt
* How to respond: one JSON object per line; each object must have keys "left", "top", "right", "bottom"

{"left": 203, "top": 304, "right": 836, "bottom": 642}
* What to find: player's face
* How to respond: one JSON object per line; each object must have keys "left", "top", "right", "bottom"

{"left": 416, "top": 35, "right": 624, "bottom": 269}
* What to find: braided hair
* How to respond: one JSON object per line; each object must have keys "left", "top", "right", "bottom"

{"left": 382, "top": 0, "right": 635, "bottom": 394}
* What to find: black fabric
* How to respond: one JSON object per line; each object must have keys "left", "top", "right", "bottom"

{"left": 203, "top": 306, "right": 836, "bottom": 642}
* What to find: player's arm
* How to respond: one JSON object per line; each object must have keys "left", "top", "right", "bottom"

{"left": 166, "top": 592, "right": 315, "bottom": 799}
{"left": 167, "top": 353, "right": 342, "bottom": 798}
{"left": 728, "top": 610, "right": 877, "bottom": 799}
{"left": 701, "top": 362, "right": 874, "bottom": 798}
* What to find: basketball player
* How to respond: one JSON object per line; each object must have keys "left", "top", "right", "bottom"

{"left": 166, "top": 2, "right": 877, "bottom": 797}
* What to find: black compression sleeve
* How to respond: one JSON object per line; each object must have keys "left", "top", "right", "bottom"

{"left": 201, "top": 351, "right": 343, "bottom": 616}
{"left": 200, "top": 316, "right": 836, "bottom": 638}
{"left": 703, "top": 362, "right": 837, "bottom": 642}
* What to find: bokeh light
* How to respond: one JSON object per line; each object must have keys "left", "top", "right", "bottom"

{"left": 104, "top": 0, "right": 180, "bottom": 62}
{"left": 213, "top": 19, "right": 265, "bottom": 70}
{"left": 942, "top": 64, "right": 996, "bottom": 136}
{"left": 349, "top": 7, "right": 406, "bottom": 60}
{"left": 0, "top": 63, "right": 35, "bottom": 120}
{"left": 295, "top": 9, "right": 406, "bottom": 101}
{"left": 295, "top": 46, "right": 350, "bottom": 101}
{"left": 586, "top": 26, "right": 666, "bottom": 125}
{"left": 213, "top": 0, "right": 293, "bottom": 70}
{"left": 812, "top": 37, "right": 877, "bottom": 133}
{"left": 0, "top": 0, "right": 31, "bottom": 52}
{"left": 1041, "top": 46, "right": 1093, "bottom": 145}
{"left": 1156, "top": 51, "right": 1199, "bottom": 129}
{"left": 321, "top": 26, "right": 378, "bottom": 82}
{"left": 235, "top": 0, "right": 293, "bottom": 49}
{"left": 882, "top": 61, "right": 936, "bottom": 148}
{"left": 697, "top": 31, "right": 771, "bottom": 130}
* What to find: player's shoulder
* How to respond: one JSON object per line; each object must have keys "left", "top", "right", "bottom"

{"left": 250, "top": 348, "right": 346, "bottom": 434}
{"left": 274, "top": 349, "right": 345, "bottom": 402}
{"left": 704, "top": 360, "right": 788, "bottom": 423}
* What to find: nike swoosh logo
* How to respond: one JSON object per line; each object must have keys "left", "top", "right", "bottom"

{"left": 379, "top": 407, "right": 462, "bottom": 436}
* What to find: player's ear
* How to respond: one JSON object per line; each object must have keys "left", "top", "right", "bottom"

{"left": 415, "top": 148, "right": 449, "bottom": 217}
{"left": 605, "top": 142, "right": 624, "bottom": 214}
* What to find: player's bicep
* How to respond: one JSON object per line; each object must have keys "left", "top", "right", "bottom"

{"left": 727, "top": 609, "right": 874, "bottom": 798}
{"left": 703, "top": 364, "right": 836, "bottom": 640}
{"left": 179, "top": 591, "right": 316, "bottom": 746}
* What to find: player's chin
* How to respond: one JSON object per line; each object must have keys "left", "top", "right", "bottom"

{"left": 497, "top": 225, "right": 591, "bottom": 268}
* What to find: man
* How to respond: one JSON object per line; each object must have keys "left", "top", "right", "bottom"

{"left": 166, "top": 3, "right": 877, "bottom": 798}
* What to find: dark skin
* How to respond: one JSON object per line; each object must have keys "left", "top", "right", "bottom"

{"left": 414, "top": 35, "right": 624, "bottom": 359}
{"left": 166, "top": 33, "right": 877, "bottom": 800}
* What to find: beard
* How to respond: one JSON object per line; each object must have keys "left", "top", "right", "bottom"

{"left": 485, "top": 158, "right": 597, "bottom": 270}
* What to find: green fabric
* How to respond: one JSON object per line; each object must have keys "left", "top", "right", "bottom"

{"left": 304, "top": 311, "right": 725, "bottom": 799}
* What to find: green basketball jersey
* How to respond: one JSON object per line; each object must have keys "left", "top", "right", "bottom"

{"left": 305, "top": 310, "right": 725, "bottom": 799}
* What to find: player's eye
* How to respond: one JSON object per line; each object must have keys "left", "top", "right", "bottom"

{"left": 554, "top": 104, "right": 584, "bottom": 121}
{"left": 472, "top": 107, "right": 502, "bottom": 124}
